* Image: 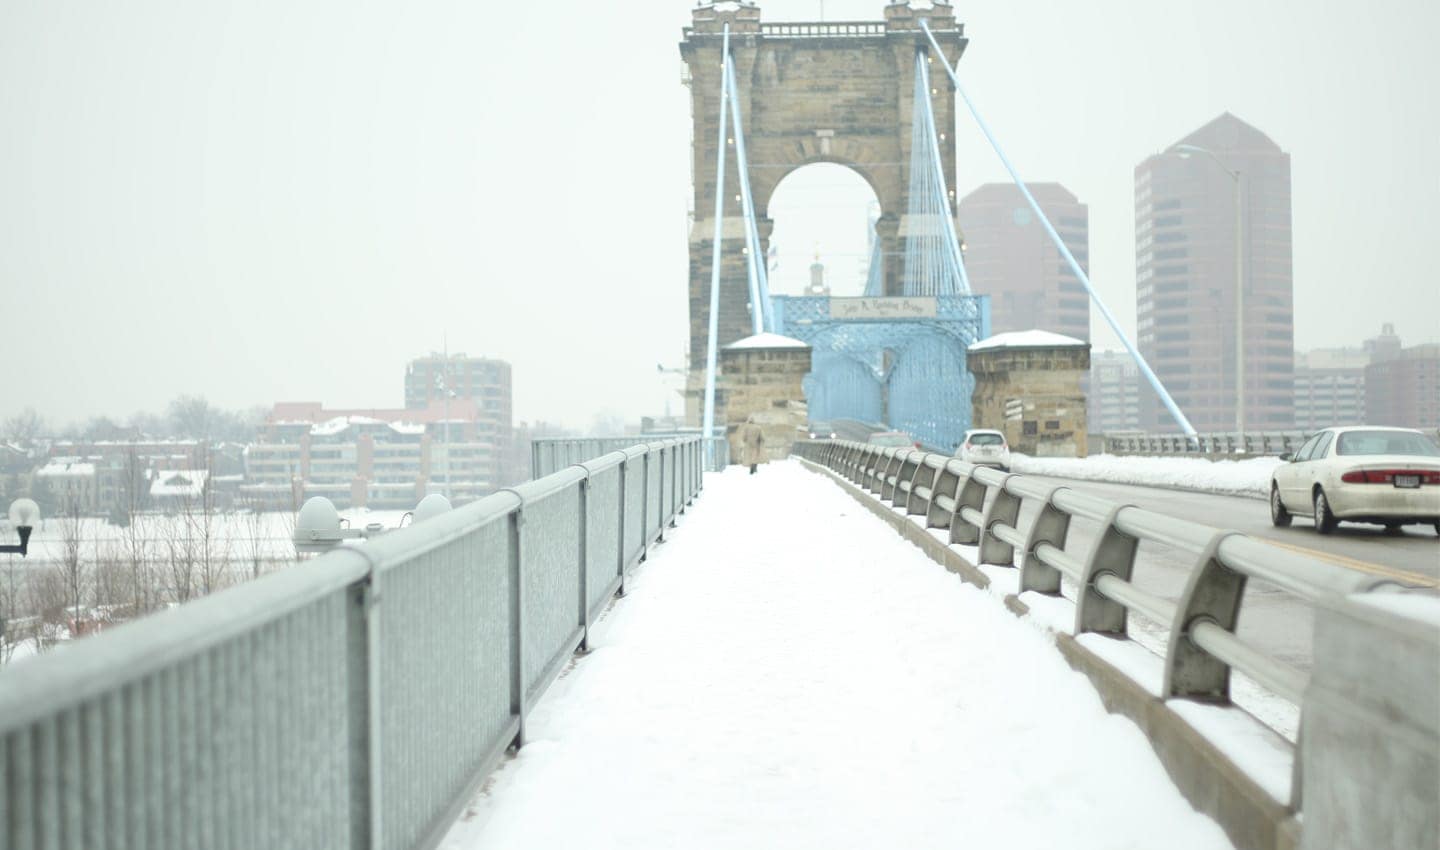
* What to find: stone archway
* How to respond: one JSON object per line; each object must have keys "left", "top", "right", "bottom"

{"left": 679, "top": 1, "right": 967, "bottom": 374}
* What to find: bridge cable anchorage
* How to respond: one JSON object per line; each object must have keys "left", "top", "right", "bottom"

{"left": 901, "top": 50, "right": 971, "bottom": 297}
{"left": 724, "top": 52, "right": 774, "bottom": 333}
{"left": 918, "top": 19, "right": 1196, "bottom": 438}
{"left": 701, "top": 22, "right": 731, "bottom": 471}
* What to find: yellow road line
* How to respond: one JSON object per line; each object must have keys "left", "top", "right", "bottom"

{"left": 1261, "top": 538, "right": 1439, "bottom": 587}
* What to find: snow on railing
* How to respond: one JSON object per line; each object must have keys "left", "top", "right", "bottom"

{"left": 0, "top": 438, "right": 706, "bottom": 850}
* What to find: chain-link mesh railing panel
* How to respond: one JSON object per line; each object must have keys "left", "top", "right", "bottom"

{"left": 0, "top": 579, "right": 358, "bottom": 850}
{"left": 645, "top": 454, "right": 663, "bottom": 543}
{"left": 623, "top": 459, "right": 646, "bottom": 567}
{"left": 376, "top": 520, "right": 513, "bottom": 850}
{"left": 519, "top": 486, "right": 584, "bottom": 701}
{"left": 585, "top": 465, "right": 624, "bottom": 616}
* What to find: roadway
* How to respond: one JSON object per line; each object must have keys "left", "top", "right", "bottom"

{"left": 1022, "top": 475, "right": 1439, "bottom": 582}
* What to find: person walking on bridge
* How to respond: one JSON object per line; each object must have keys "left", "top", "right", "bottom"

{"left": 734, "top": 418, "right": 766, "bottom": 475}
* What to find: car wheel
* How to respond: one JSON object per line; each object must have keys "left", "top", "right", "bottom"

{"left": 1313, "top": 489, "right": 1338, "bottom": 535}
{"left": 1269, "top": 485, "right": 1292, "bottom": 527}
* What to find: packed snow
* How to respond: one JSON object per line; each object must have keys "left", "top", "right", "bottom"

{"left": 1010, "top": 453, "right": 1282, "bottom": 499}
{"left": 724, "top": 332, "right": 810, "bottom": 350}
{"left": 443, "top": 461, "right": 1233, "bottom": 850}
{"left": 968, "top": 329, "right": 1087, "bottom": 351}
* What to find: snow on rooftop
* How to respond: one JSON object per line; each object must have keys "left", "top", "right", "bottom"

{"left": 388, "top": 422, "right": 426, "bottom": 435}
{"left": 724, "top": 332, "right": 810, "bottom": 350}
{"left": 36, "top": 461, "right": 95, "bottom": 478}
{"left": 968, "top": 329, "right": 1088, "bottom": 352}
{"left": 150, "top": 469, "right": 209, "bottom": 498}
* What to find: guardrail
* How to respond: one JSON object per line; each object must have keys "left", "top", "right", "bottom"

{"left": 796, "top": 439, "right": 1396, "bottom": 706}
{"left": 794, "top": 439, "right": 1439, "bottom": 846}
{"left": 1102, "top": 431, "right": 1310, "bottom": 457}
{"left": 0, "top": 438, "right": 704, "bottom": 850}
{"left": 532, "top": 434, "right": 725, "bottom": 478}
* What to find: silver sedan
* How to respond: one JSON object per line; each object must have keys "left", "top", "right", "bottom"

{"left": 1270, "top": 426, "right": 1440, "bottom": 535}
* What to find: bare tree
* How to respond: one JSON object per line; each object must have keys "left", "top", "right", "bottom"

{"left": 0, "top": 554, "right": 19, "bottom": 663}
{"left": 168, "top": 395, "right": 216, "bottom": 441}
{"left": 114, "top": 449, "right": 162, "bottom": 617}
{"left": 54, "top": 498, "right": 88, "bottom": 628}
{"left": 26, "top": 564, "right": 66, "bottom": 654}
{"left": 2, "top": 407, "right": 46, "bottom": 447}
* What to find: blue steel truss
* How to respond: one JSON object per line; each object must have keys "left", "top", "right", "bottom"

{"left": 773, "top": 294, "right": 990, "bottom": 450}
{"left": 764, "top": 48, "right": 985, "bottom": 450}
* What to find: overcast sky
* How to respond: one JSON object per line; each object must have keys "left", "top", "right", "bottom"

{"left": 1, "top": 0, "right": 1436, "bottom": 429}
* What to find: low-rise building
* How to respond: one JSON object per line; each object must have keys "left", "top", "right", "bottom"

{"left": 1087, "top": 351, "right": 1142, "bottom": 434}
{"left": 1294, "top": 347, "right": 1368, "bottom": 431}
{"left": 1365, "top": 344, "right": 1440, "bottom": 430}
{"left": 243, "top": 399, "right": 503, "bottom": 509}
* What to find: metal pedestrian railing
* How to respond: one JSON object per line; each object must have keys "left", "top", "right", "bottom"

{"left": 791, "top": 439, "right": 1400, "bottom": 750}
{"left": 0, "top": 438, "right": 704, "bottom": 850}
{"left": 532, "top": 433, "right": 726, "bottom": 478}
{"left": 1101, "top": 431, "right": 1310, "bottom": 458}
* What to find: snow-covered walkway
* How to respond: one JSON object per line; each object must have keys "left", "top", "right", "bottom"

{"left": 442, "top": 461, "right": 1234, "bottom": 850}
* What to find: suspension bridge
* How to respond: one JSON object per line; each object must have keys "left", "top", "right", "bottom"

{"left": 0, "top": 4, "right": 1435, "bottom": 850}
{"left": 682, "top": 0, "right": 1195, "bottom": 455}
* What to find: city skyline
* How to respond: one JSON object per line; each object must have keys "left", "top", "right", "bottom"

{"left": 1, "top": 0, "right": 1436, "bottom": 429}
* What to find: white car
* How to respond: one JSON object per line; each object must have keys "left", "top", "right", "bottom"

{"left": 1269, "top": 426, "right": 1440, "bottom": 535}
{"left": 956, "top": 429, "right": 1011, "bottom": 471}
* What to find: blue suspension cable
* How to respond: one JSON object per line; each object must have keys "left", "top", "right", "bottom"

{"left": 701, "top": 23, "right": 732, "bottom": 468}
{"left": 920, "top": 20, "right": 1197, "bottom": 437}
{"left": 915, "top": 52, "right": 971, "bottom": 294}
{"left": 724, "top": 53, "right": 772, "bottom": 333}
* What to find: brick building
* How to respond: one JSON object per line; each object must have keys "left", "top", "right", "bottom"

{"left": 243, "top": 398, "right": 504, "bottom": 509}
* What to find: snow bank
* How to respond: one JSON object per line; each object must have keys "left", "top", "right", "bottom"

{"left": 1011, "top": 453, "right": 1282, "bottom": 499}
{"left": 443, "top": 462, "right": 1233, "bottom": 850}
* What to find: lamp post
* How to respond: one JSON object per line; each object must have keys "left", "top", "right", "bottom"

{"left": 1169, "top": 143, "right": 1245, "bottom": 433}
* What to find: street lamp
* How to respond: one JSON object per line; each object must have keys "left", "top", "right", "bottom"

{"left": 292, "top": 493, "right": 452, "bottom": 555}
{"left": 1168, "top": 142, "right": 1246, "bottom": 433}
{"left": 1, "top": 498, "right": 40, "bottom": 556}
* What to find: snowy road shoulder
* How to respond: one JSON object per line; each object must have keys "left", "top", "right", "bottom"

{"left": 1011, "top": 453, "right": 1280, "bottom": 499}
{"left": 442, "top": 460, "right": 1234, "bottom": 850}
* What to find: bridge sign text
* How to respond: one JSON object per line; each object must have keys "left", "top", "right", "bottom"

{"left": 830, "top": 297, "right": 938, "bottom": 320}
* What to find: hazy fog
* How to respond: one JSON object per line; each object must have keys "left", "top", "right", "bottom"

{"left": 2, "top": 0, "right": 1436, "bottom": 429}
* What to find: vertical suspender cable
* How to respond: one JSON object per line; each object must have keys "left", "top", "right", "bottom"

{"left": 915, "top": 51, "right": 971, "bottom": 294}
{"left": 920, "top": 20, "right": 1197, "bottom": 437}
{"left": 702, "top": 24, "right": 732, "bottom": 470}
{"left": 724, "top": 53, "right": 770, "bottom": 334}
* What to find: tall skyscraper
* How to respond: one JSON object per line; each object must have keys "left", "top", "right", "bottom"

{"left": 1135, "top": 113, "right": 1293, "bottom": 433}
{"left": 958, "top": 183, "right": 1090, "bottom": 341}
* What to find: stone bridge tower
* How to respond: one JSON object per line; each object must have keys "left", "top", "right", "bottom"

{"left": 679, "top": 1, "right": 968, "bottom": 383}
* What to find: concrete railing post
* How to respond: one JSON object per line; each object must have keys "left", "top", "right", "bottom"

{"left": 1017, "top": 485, "right": 1071, "bottom": 595}
{"left": 1163, "top": 531, "right": 1246, "bottom": 701}
{"left": 1074, "top": 505, "right": 1141, "bottom": 635}
{"left": 978, "top": 474, "right": 1022, "bottom": 566}
{"left": 948, "top": 469, "right": 987, "bottom": 546}
{"left": 924, "top": 461, "right": 963, "bottom": 529}
{"left": 906, "top": 456, "right": 940, "bottom": 516}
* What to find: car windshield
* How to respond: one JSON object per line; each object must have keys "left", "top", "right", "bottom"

{"left": 968, "top": 433, "right": 1004, "bottom": 446}
{"left": 1335, "top": 430, "right": 1440, "bottom": 457}
{"left": 869, "top": 434, "right": 912, "bottom": 447}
